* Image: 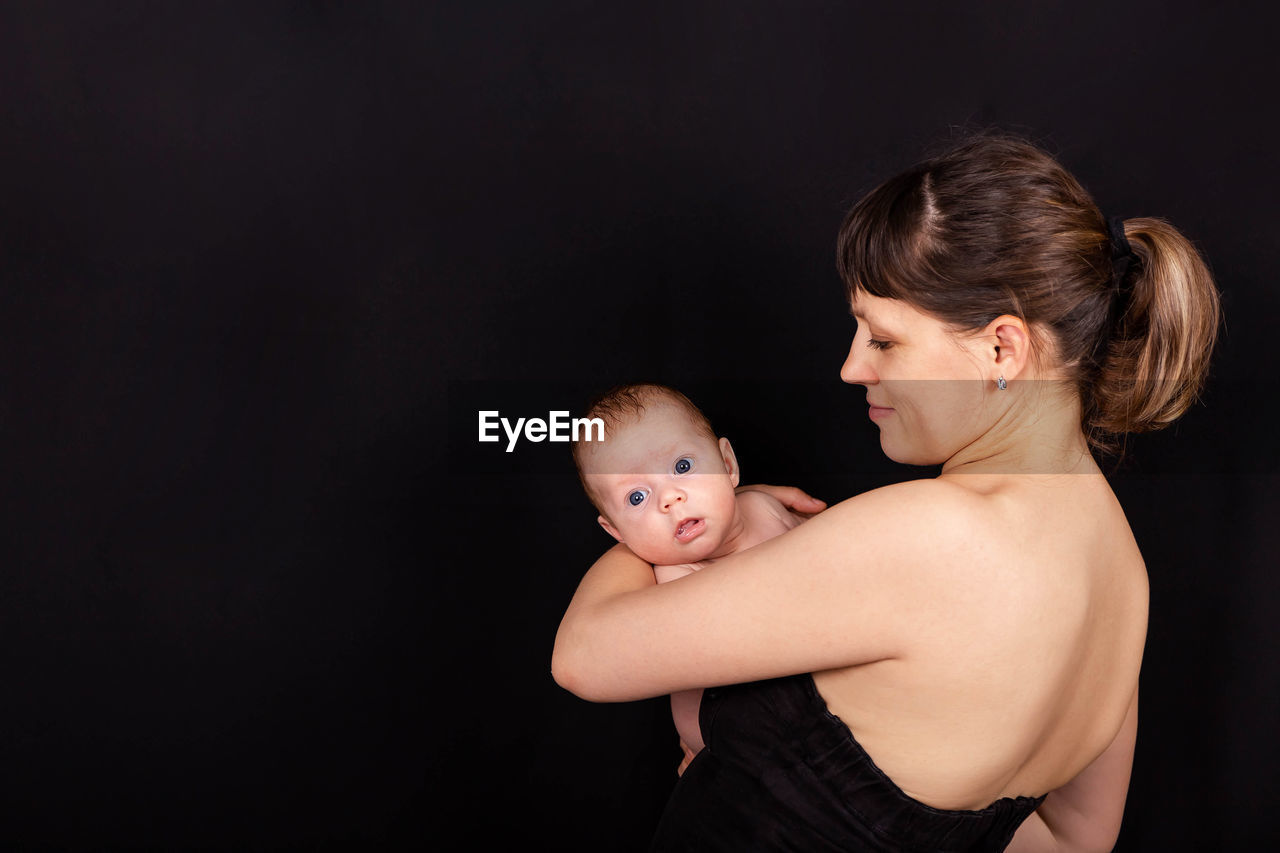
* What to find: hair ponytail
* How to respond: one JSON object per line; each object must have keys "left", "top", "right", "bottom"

{"left": 1087, "top": 217, "right": 1221, "bottom": 444}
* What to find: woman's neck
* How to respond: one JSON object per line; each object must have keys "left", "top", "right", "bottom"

{"left": 941, "top": 383, "right": 1099, "bottom": 478}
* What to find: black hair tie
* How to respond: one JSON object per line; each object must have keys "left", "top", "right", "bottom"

{"left": 1093, "top": 216, "right": 1139, "bottom": 365}
{"left": 1106, "top": 215, "right": 1136, "bottom": 297}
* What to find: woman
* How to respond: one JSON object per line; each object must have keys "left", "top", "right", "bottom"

{"left": 553, "top": 134, "right": 1220, "bottom": 852}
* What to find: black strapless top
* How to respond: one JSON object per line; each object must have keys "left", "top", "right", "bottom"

{"left": 649, "top": 674, "right": 1046, "bottom": 852}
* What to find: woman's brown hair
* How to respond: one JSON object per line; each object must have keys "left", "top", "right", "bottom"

{"left": 836, "top": 132, "right": 1221, "bottom": 453}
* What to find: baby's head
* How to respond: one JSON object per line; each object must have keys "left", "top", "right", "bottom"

{"left": 572, "top": 384, "right": 740, "bottom": 566}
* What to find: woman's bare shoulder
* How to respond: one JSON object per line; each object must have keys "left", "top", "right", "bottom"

{"left": 793, "top": 477, "right": 1029, "bottom": 607}
{"left": 805, "top": 478, "right": 990, "bottom": 547}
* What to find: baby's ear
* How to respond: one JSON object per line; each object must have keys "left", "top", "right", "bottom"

{"left": 597, "top": 515, "right": 624, "bottom": 543}
{"left": 719, "top": 437, "right": 740, "bottom": 487}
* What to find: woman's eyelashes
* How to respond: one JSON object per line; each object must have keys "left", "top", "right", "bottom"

{"left": 855, "top": 319, "right": 893, "bottom": 351}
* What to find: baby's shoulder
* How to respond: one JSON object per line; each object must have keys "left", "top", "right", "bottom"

{"left": 735, "top": 489, "right": 802, "bottom": 533}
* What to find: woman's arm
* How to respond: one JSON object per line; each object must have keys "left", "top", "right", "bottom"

{"left": 552, "top": 479, "right": 983, "bottom": 702}
{"left": 1006, "top": 688, "right": 1139, "bottom": 853}
{"left": 551, "top": 543, "right": 659, "bottom": 699}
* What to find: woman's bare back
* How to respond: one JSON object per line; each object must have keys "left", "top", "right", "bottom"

{"left": 813, "top": 472, "right": 1148, "bottom": 810}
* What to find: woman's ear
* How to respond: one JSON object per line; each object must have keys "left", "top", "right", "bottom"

{"left": 719, "top": 437, "right": 740, "bottom": 487}
{"left": 597, "top": 515, "right": 624, "bottom": 543}
{"left": 984, "top": 314, "right": 1034, "bottom": 381}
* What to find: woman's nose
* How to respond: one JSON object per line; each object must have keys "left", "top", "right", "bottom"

{"left": 840, "top": 338, "right": 876, "bottom": 385}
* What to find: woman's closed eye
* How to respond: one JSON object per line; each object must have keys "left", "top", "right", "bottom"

{"left": 674, "top": 457, "right": 693, "bottom": 474}
{"left": 627, "top": 489, "right": 649, "bottom": 507}
{"left": 866, "top": 338, "right": 893, "bottom": 351}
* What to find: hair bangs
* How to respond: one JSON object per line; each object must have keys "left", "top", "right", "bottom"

{"left": 836, "top": 168, "right": 935, "bottom": 305}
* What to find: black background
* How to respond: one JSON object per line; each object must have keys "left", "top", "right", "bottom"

{"left": 3, "top": 2, "right": 1277, "bottom": 850}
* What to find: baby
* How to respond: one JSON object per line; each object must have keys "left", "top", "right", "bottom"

{"left": 572, "top": 383, "right": 806, "bottom": 771}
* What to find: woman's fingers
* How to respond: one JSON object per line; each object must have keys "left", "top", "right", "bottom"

{"left": 736, "top": 483, "right": 828, "bottom": 515}
{"left": 677, "top": 740, "right": 697, "bottom": 776}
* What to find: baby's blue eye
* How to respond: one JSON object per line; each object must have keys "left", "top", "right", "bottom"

{"left": 627, "top": 490, "right": 647, "bottom": 506}
{"left": 674, "top": 457, "right": 692, "bottom": 474}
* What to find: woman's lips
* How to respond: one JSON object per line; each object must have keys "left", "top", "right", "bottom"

{"left": 675, "top": 518, "right": 705, "bottom": 542}
{"left": 868, "top": 405, "right": 895, "bottom": 421}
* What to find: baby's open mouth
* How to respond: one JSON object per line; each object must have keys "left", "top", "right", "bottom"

{"left": 675, "top": 518, "right": 705, "bottom": 542}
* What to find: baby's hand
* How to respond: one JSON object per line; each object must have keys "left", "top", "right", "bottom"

{"left": 736, "top": 483, "right": 827, "bottom": 518}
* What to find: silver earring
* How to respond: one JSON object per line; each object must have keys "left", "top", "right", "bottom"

{"left": 997, "top": 375, "right": 1007, "bottom": 391}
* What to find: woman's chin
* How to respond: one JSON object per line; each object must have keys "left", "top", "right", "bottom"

{"left": 879, "top": 435, "right": 910, "bottom": 464}
{"left": 879, "top": 436, "right": 944, "bottom": 468}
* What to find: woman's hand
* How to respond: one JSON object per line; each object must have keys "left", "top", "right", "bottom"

{"left": 677, "top": 740, "right": 698, "bottom": 776}
{"left": 736, "top": 483, "right": 827, "bottom": 518}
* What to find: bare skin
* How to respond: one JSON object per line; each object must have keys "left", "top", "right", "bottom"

{"left": 654, "top": 489, "right": 801, "bottom": 757}
{"left": 554, "top": 295, "right": 1147, "bottom": 852}
{"left": 581, "top": 404, "right": 804, "bottom": 763}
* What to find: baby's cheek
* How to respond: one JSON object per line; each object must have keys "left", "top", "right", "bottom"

{"left": 716, "top": 486, "right": 739, "bottom": 521}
